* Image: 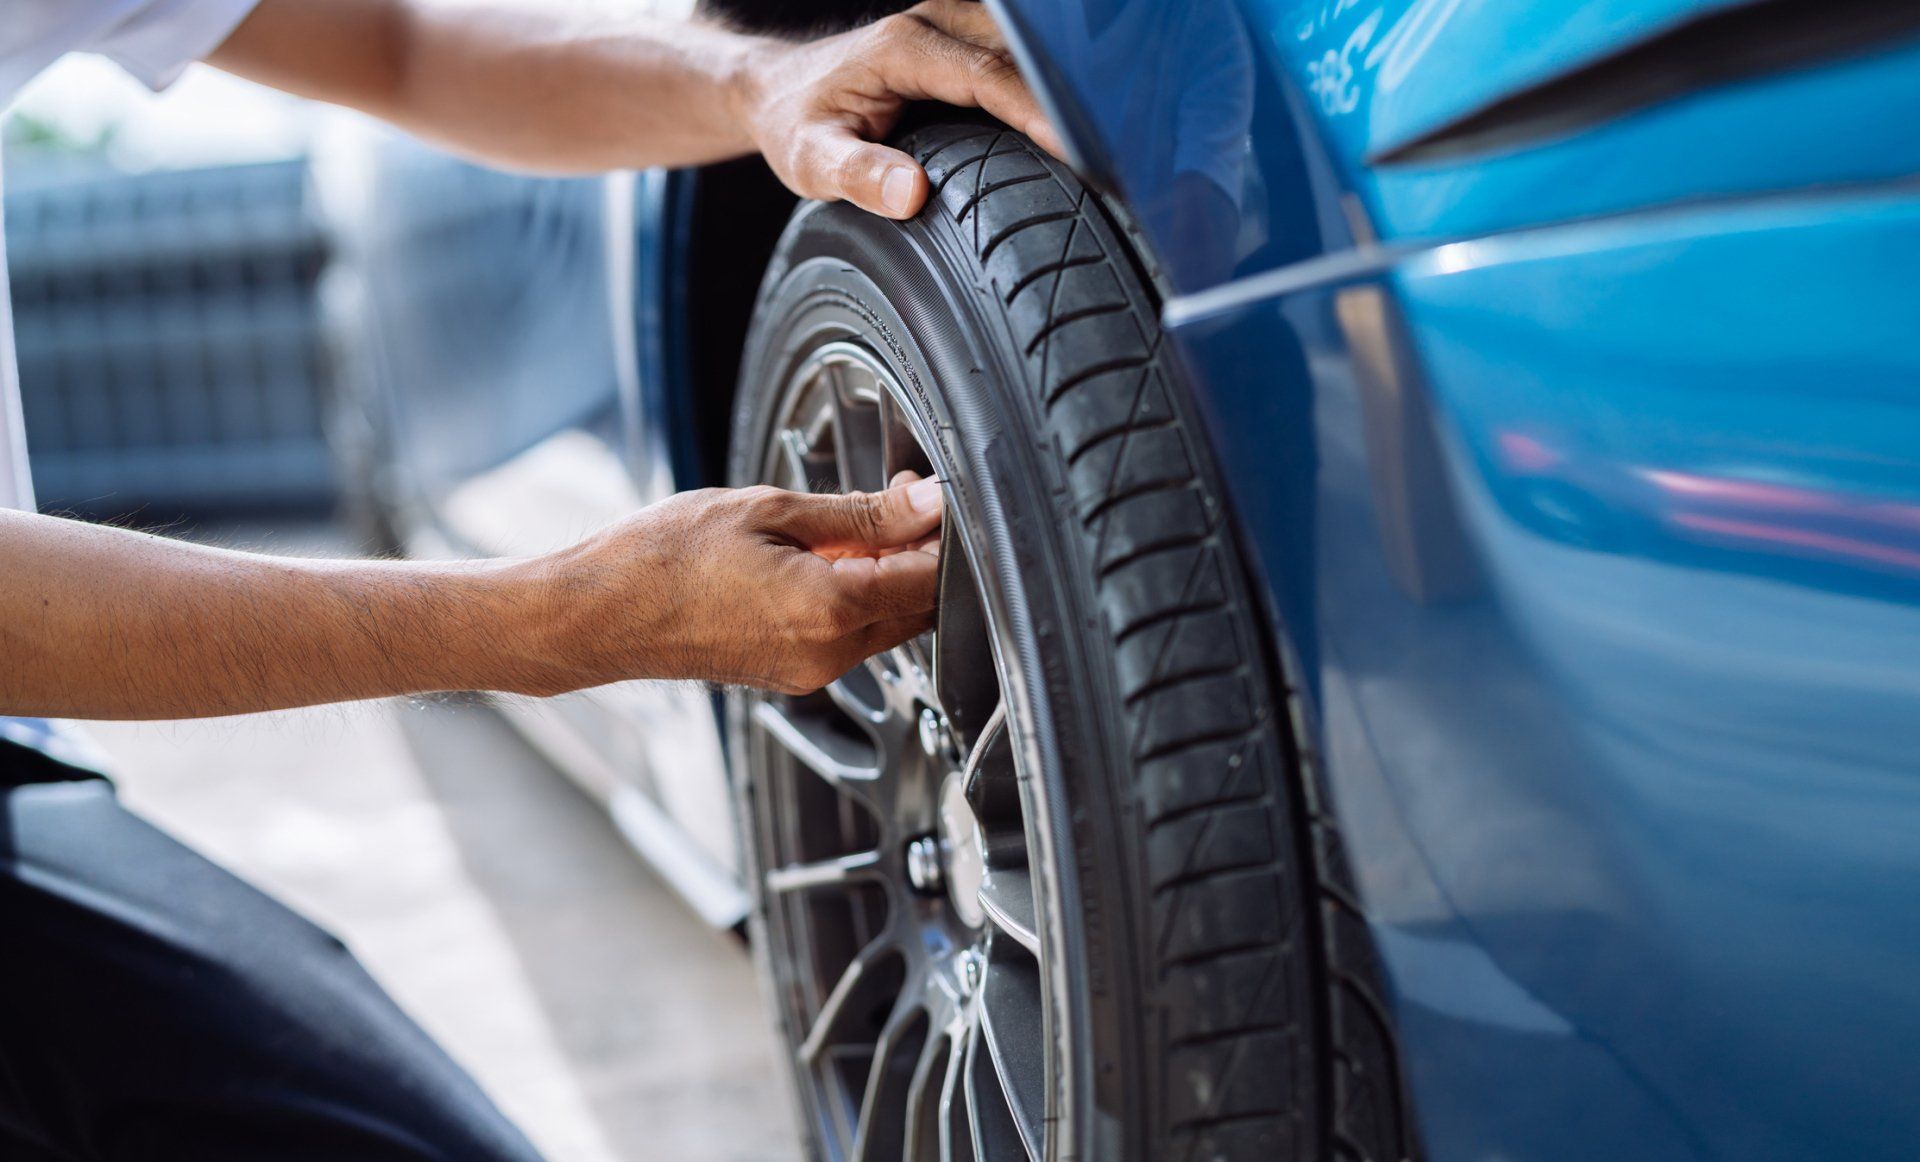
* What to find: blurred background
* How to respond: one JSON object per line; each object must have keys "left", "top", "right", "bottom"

{"left": 5, "top": 56, "right": 330, "bottom": 516}
{"left": 5, "top": 56, "right": 796, "bottom": 1162}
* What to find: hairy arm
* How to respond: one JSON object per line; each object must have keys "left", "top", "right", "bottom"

{"left": 0, "top": 481, "right": 942, "bottom": 720}
{"left": 0, "top": 509, "right": 547, "bottom": 717}
{"left": 207, "top": 0, "right": 1059, "bottom": 216}
{"left": 207, "top": 0, "right": 759, "bottom": 174}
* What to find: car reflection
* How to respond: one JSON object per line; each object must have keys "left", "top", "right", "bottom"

{"left": 1492, "top": 429, "right": 1920, "bottom": 590}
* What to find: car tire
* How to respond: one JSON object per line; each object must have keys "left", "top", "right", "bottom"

{"left": 730, "top": 121, "right": 1410, "bottom": 1161}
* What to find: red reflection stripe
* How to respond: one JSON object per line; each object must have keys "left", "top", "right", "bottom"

{"left": 1669, "top": 512, "right": 1920, "bottom": 575}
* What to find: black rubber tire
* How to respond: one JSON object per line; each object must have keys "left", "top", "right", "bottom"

{"left": 732, "top": 122, "right": 1408, "bottom": 1161}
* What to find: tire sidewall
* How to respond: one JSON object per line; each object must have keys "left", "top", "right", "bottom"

{"left": 729, "top": 200, "right": 1146, "bottom": 1162}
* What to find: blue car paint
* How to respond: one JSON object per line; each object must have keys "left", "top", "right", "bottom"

{"left": 1290, "top": 14, "right": 1920, "bottom": 248}
{"left": 1000, "top": 0, "right": 1920, "bottom": 1156}
{"left": 1005, "top": 0, "right": 1920, "bottom": 287}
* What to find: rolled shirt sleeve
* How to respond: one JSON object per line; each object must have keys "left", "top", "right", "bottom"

{"left": 85, "top": 0, "right": 264, "bottom": 90}
{"left": 2, "top": 0, "right": 262, "bottom": 106}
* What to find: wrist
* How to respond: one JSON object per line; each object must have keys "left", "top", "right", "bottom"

{"left": 421, "top": 556, "right": 588, "bottom": 699}
{"left": 499, "top": 528, "right": 681, "bottom": 697}
{"left": 718, "top": 32, "right": 784, "bottom": 155}
{"left": 492, "top": 554, "right": 599, "bottom": 697}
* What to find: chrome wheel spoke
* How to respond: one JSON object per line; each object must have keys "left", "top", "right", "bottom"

{"left": 904, "top": 1029, "right": 954, "bottom": 1162}
{"left": 849, "top": 1001, "right": 930, "bottom": 1162}
{"left": 978, "top": 864, "right": 1040, "bottom": 957}
{"left": 827, "top": 665, "right": 889, "bottom": 728}
{"left": 765, "top": 850, "right": 883, "bottom": 895}
{"left": 960, "top": 701, "right": 1010, "bottom": 799}
{"left": 980, "top": 957, "right": 1047, "bottom": 1157}
{"left": 878, "top": 390, "right": 924, "bottom": 486}
{"left": 830, "top": 363, "right": 887, "bottom": 495}
{"left": 939, "top": 1033, "right": 973, "bottom": 1162}
{"left": 800, "top": 937, "right": 901, "bottom": 1066}
{"left": 753, "top": 701, "right": 886, "bottom": 813}
{"left": 778, "top": 425, "right": 835, "bottom": 492}
{"left": 963, "top": 1017, "right": 1033, "bottom": 1161}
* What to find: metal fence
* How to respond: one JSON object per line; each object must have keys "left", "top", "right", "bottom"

{"left": 4, "top": 157, "right": 335, "bottom": 515}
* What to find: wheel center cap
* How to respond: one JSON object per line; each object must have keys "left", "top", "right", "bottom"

{"left": 938, "top": 773, "right": 987, "bottom": 929}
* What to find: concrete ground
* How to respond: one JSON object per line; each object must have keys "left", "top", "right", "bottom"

{"left": 87, "top": 698, "right": 800, "bottom": 1162}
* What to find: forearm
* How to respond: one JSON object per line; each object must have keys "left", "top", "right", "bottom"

{"left": 0, "top": 511, "right": 559, "bottom": 719}
{"left": 210, "top": 0, "right": 762, "bottom": 174}
{"left": 0, "top": 478, "right": 942, "bottom": 717}
{"left": 212, "top": 0, "right": 1057, "bottom": 216}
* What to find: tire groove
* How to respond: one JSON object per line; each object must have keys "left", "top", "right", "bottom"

{"left": 1112, "top": 598, "right": 1229, "bottom": 648}
{"left": 978, "top": 207, "right": 1080, "bottom": 265}
{"left": 1161, "top": 937, "right": 1284, "bottom": 972}
{"left": 918, "top": 128, "right": 998, "bottom": 175}
{"left": 1148, "top": 784, "right": 1269, "bottom": 832}
{"left": 1024, "top": 300, "right": 1128, "bottom": 357}
{"left": 1133, "top": 533, "right": 1219, "bottom": 700}
{"left": 1126, "top": 661, "right": 1247, "bottom": 708}
{"left": 1086, "top": 330, "right": 1170, "bottom": 539}
{"left": 965, "top": 132, "right": 1005, "bottom": 254}
{"left": 1152, "top": 846, "right": 1281, "bottom": 896}
{"left": 1136, "top": 722, "right": 1257, "bottom": 766}
{"left": 1169, "top": 1019, "right": 1296, "bottom": 1053}
{"left": 1097, "top": 522, "right": 1219, "bottom": 582}
{"left": 1043, "top": 354, "right": 1155, "bottom": 408}
{"left": 1066, "top": 412, "right": 1177, "bottom": 470}
{"left": 956, "top": 169, "right": 1055, "bottom": 223}
{"left": 1003, "top": 253, "right": 1104, "bottom": 306}
{"left": 1033, "top": 207, "right": 1085, "bottom": 390}
{"left": 1079, "top": 471, "right": 1192, "bottom": 529}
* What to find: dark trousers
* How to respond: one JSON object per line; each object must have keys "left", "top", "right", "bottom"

{"left": 0, "top": 745, "right": 544, "bottom": 1161}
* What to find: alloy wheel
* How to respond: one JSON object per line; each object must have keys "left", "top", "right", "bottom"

{"left": 743, "top": 342, "right": 1051, "bottom": 1161}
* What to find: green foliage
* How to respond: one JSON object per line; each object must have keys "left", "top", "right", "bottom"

{"left": 2, "top": 112, "right": 116, "bottom": 157}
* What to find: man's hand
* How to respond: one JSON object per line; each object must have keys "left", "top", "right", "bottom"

{"left": 728, "top": 0, "right": 1063, "bottom": 219}
{"left": 209, "top": 0, "right": 1059, "bottom": 212}
{"left": 536, "top": 476, "right": 944, "bottom": 695}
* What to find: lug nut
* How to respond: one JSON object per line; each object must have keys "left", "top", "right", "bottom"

{"left": 918, "top": 707, "right": 954, "bottom": 761}
{"left": 958, "top": 949, "right": 984, "bottom": 995}
{"left": 906, "top": 836, "right": 944, "bottom": 893}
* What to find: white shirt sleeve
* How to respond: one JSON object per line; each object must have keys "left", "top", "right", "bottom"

{"left": 1, "top": 0, "right": 262, "bottom": 107}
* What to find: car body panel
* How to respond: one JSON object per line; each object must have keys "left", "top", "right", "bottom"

{"left": 998, "top": 0, "right": 1920, "bottom": 290}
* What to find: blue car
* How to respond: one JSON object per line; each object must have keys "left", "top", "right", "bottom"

{"left": 317, "top": 1, "right": 1920, "bottom": 1158}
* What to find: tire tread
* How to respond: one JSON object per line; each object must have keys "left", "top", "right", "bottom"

{"left": 906, "top": 122, "right": 1416, "bottom": 1162}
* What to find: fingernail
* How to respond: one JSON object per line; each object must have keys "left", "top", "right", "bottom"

{"left": 907, "top": 477, "right": 944, "bottom": 514}
{"left": 881, "top": 166, "right": 916, "bottom": 216}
